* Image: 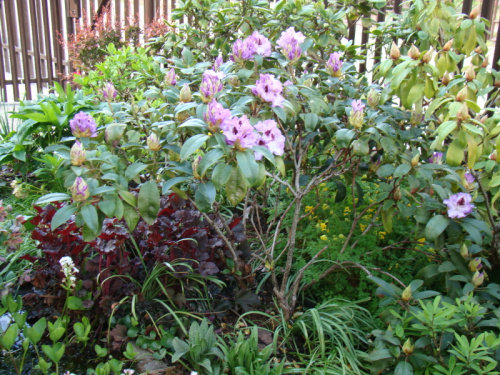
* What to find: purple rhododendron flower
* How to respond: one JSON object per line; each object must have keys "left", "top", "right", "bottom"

{"left": 204, "top": 100, "right": 232, "bottom": 131}
{"left": 213, "top": 55, "right": 223, "bottom": 71}
{"left": 244, "top": 31, "right": 272, "bottom": 58}
{"left": 231, "top": 39, "right": 246, "bottom": 63}
{"left": 351, "top": 99, "right": 365, "bottom": 114}
{"left": 429, "top": 152, "right": 444, "bottom": 164}
{"left": 70, "top": 112, "right": 97, "bottom": 138}
{"left": 254, "top": 120, "right": 285, "bottom": 160}
{"left": 252, "top": 74, "right": 284, "bottom": 108}
{"left": 221, "top": 116, "right": 259, "bottom": 149}
{"left": 277, "top": 27, "right": 306, "bottom": 63}
{"left": 443, "top": 192, "right": 475, "bottom": 219}
{"left": 200, "top": 70, "right": 225, "bottom": 103}
{"left": 326, "top": 52, "right": 343, "bottom": 77}
{"left": 465, "top": 172, "right": 475, "bottom": 184}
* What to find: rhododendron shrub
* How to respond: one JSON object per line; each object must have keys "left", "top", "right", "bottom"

{"left": 32, "top": 0, "right": 500, "bottom": 323}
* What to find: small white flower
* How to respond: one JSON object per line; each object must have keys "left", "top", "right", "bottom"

{"left": 190, "top": 372, "right": 199, "bottom": 375}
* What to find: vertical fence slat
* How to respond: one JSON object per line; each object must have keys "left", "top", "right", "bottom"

{"left": 51, "top": 0, "right": 64, "bottom": 83}
{"left": 359, "top": 26, "right": 370, "bottom": 73}
{"left": 29, "top": 0, "right": 43, "bottom": 94}
{"left": 462, "top": 0, "right": 473, "bottom": 15}
{"left": 0, "top": 1, "right": 7, "bottom": 100}
{"left": 171, "top": 0, "right": 175, "bottom": 21}
{"left": 145, "top": 0, "right": 154, "bottom": 24}
{"left": 394, "top": 0, "right": 401, "bottom": 14}
{"left": 114, "top": 0, "right": 120, "bottom": 24}
{"left": 124, "top": 0, "right": 130, "bottom": 26}
{"left": 42, "top": 0, "right": 55, "bottom": 88}
{"left": 493, "top": 8, "right": 500, "bottom": 71}
{"left": 134, "top": 0, "right": 139, "bottom": 24}
{"left": 374, "top": 7, "right": 386, "bottom": 64}
{"left": 4, "top": 0, "right": 19, "bottom": 100}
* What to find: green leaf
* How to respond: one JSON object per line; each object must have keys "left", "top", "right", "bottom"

{"left": 180, "top": 134, "right": 209, "bottom": 160}
{"left": 162, "top": 177, "right": 190, "bottom": 195}
{"left": 212, "top": 163, "right": 232, "bottom": 190}
{"left": 138, "top": 181, "right": 160, "bottom": 225}
{"left": 425, "top": 215, "right": 449, "bottom": 241}
{"left": 125, "top": 162, "right": 148, "bottom": 180}
{"left": 67, "top": 296, "right": 85, "bottom": 310}
{"left": 382, "top": 208, "right": 394, "bottom": 233}
{"left": 81, "top": 205, "right": 99, "bottom": 235}
{"left": 123, "top": 203, "right": 139, "bottom": 231}
{"left": 225, "top": 166, "right": 248, "bottom": 206}
{"left": 0, "top": 324, "right": 18, "bottom": 350}
{"left": 36, "top": 193, "right": 71, "bottom": 205}
{"left": 105, "top": 123, "right": 126, "bottom": 142}
{"left": 25, "top": 318, "right": 46, "bottom": 345}
{"left": 119, "top": 190, "right": 137, "bottom": 206}
{"left": 395, "top": 361, "right": 413, "bottom": 375}
{"left": 198, "top": 149, "right": 224, "bottom": 177}
{"left": 446, "top": 139, "right": 464, "bottom": 167}
{"left": 49, "top": 327, "right": 65, "bottom": 343}
{"left": 303, "top": 113, "right": 319, "bottom": 132}
{"left": 252, "top": 146, "right": 275, "bottom": 165}
{"left": 236, "top": 151, "right": 259, "bottom": 187}
{"left": 368, "top": 276, "right": 398, "bottom": 298}
{"left": 394, "top": 164, "right": 411, "bottom": 178}
{"left": 51, "top": 205, "right": 77, "bottom": 231}
{"left": 42, "top": 343, "right": 65, "bottom": 364}
{"left": 98, "top": 197, "right": 116, "bottom": 217}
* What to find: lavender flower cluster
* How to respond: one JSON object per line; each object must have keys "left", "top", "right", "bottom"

{"left": 204, "top": 100, "right": 285, "bottom": 159}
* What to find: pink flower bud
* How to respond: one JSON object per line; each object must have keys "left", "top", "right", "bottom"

{"left": 179, "top": 84, "right": 192, "bottom": 103}
{"left": 147, "top": 133, "right": 161, "bottom": 151}
{"left": 70, "top": 141, "right": 86, "bottom": 166}
{"left": 70, "top": 177, "right": 90, "bottom": 202}
{"left": 164, "top": 68, "right": 177, "bottom": 86}
{"left": 102, "top": 82, "right": 117, "bottom": 101}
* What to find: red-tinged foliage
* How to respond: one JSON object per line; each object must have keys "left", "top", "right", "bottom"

{"left": 23, "top": 194, "right": 247, "bottom": 322}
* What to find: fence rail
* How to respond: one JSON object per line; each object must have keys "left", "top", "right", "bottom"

{"left": 1, "top": 0, "right": 500, "bottom": 102}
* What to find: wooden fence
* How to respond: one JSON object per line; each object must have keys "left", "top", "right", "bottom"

{"left": 0, "top": 0, "right": 500, "bottom": 102}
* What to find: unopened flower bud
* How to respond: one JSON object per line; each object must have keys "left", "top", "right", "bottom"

{"left": 102, "top": 82, "right": 117, "bottom": 101}
{"left": 411, "top": 153, "right": 420, "bottom": 167}
{"left": 457, "top": 102, "right": 470, "bottom": 122}
{"left": 472, "top": 271, "right": 484, "bottom": 287}
{"left": 367, "top": 89, "right": 379, "bottom": 108}
{"left": 70, "top": 177, "right": 90, "bottom": 202}
{"left": 179, "top": 84, "right": 192, "bottom": 103}
{"left": 70, "top": 141, "right": 86, "bottom": 166}
{"left": 470, "top": 5, "right": 480, "bottom": 20}
{"left": 390, "top": 42, "right": 401, "bottom": 60}
{"left": 192, "top": 156, "right": 202, "bottom": 180}
{"left": 401, "top": 285, "right": 412, "bottom": 301}
{"left": 228, "top": 76, "right": 240, "bottom": 87}
{"left": 402, "top": 338, "right": 414, "bottom": 355}
{"left": 482, "top": 56, "right": 489, "bottom": 68}
{"left": 469, "top": 257, "right": 482, "bottom": 272}
{"left": 6, "top": 205, "right": 12, "bottom": 212}
{"left": 443, "top": 39, "right": 453, "bottom": 52}
{"left": 147, "top": 134, "right": 161, "bottom": 151}
{"left": 460, "top": 243, "right": 469, "bottom": 259}
{"left": 408, "top": 44, "right": 421, "bottom": 60}
{"left": 422, "top": 48, "right": 433, "bottom": 63}
{"left": 392, "top": 186, "right": 403, "bottom": 201}
{"left": 465, "top": 65, "right": 476, "bottom": 82}
{"left": 490, "top": 150, "right": 497, "bottom": 161}
{"left": 176, "top": 111, "right": 190, "bottom": 122}
{"left": 442, "top": 73, "right": 451, "bottom": 85}
{"left": 164, "top": 68, "right": 177, "bottom": 86}
{"left": 456, "top": 86, "right": 468, "bottom": 102}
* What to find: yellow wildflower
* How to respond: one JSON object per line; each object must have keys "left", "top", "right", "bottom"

{"left": 338, "top": 234, "right": 345, "bottom": 239}
{"left": 360, "top": 224, "right": 367, "bottom": 232}
{"left": 320, "top": 235, "right": 328, "bottom": 241}
{"left": 320, "top": 223, "right": 327, "bottom": 231}
{"left": 319, "top": 183, "right": 326, "bottom": 187}
{"left": 305, "top": 206, "right": 314, "bottom": 213}
{"left": 322, "top": 204, "right": 329, "bottom": 210}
